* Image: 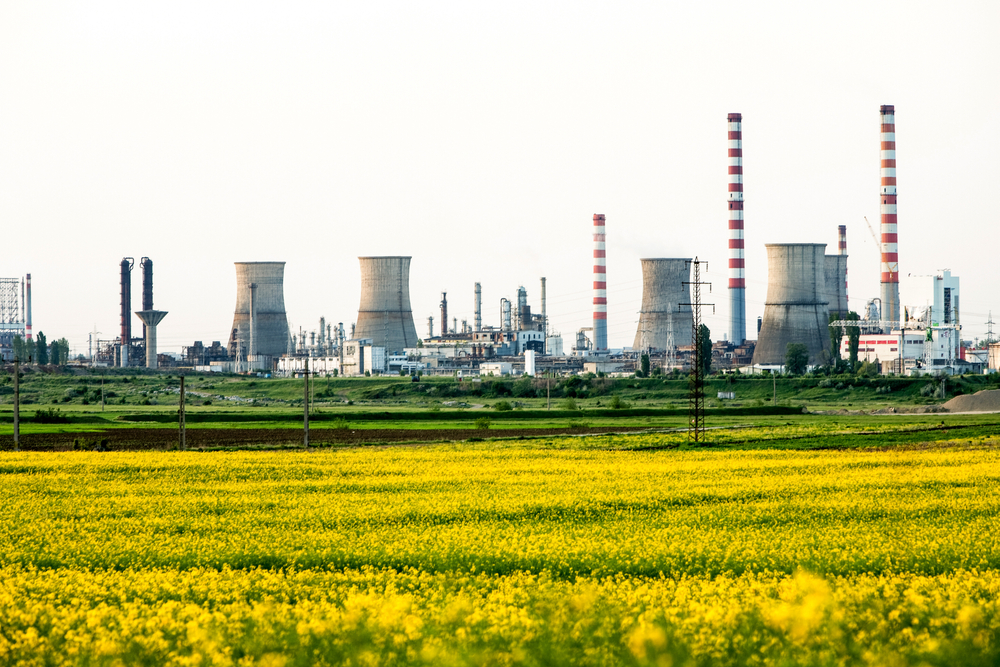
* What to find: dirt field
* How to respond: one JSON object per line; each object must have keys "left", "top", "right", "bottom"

{"left": 1, "top": 426, "right": 653, "bottom": 451}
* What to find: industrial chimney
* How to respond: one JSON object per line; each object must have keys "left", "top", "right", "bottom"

{"left": 120, "top": 257, "right": 134, "bottom": 367}
{"left": 727, "top": 113, "right": 747, "bottom": 345}
{"left": 229, "top": 262, "right": 290, "bottom": 360}
{"left": 440, "top": 292, "right": 448, "bottom": 337}
{"left": 354, "top": 256, "right": 419, "bottom": 353}
{"left": 25, "top": 273, "right": 31, "bottom": 342}
{"left": 474, "top": 282, "right": 482, "bottom": 332}
{"left": 139, "top": 257, "right": 153, "bottom": 340}
{"left": 880, "top": 105, "right": 900, "bottom": 329}
{"left": 592, "top": 214, "right": 608, "bottom": 352}
{"left": 633, "top": 259, "right": 694, "bottom": 352}
{"left": 751, "top": 244, "right": 831, "bottom": 367}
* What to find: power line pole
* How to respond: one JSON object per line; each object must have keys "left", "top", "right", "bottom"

{"left": 682, "top": 258, "right": 713, "bottom": 444}
{"left": 304, "top": 357, "right": 310, "bottom": 448}
{"left": 13, "top": 357, "right": 20, "bottom": 452}
{"left": 178, "top": 376, "right": 186, "bottom": 450}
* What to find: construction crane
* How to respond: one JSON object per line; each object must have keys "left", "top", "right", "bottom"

{"left": 863, "top": 216, "right": 879, "bottom": 251}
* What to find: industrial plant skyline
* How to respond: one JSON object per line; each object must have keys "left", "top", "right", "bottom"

{"left": 2, "top": 2, "right": 998, "bottom": 357}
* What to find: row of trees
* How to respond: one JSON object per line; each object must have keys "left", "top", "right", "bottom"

{"left": 10, "top": 333, "right": 70, "bottom": 365}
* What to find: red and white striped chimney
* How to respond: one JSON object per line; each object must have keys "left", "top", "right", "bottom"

{"left": 879, "top": 105, "right": 899, "bottom": 326}
{"left": 838, "top": 225, "right": 847, "bottom": 256}
{"left": 727, "top": 113, "right": 746, "bottom": 344}
{"left": 592, "top": 214, "right": 608, "bottom": 352}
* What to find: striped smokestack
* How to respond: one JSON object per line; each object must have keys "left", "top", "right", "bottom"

{"left": 592, "top": 214, "right": 608, "bottom": 352}
{"left": 838, "top": 225, "right": 847, "bottom": 255}
{"left": 879, "top": 105, "right": 900, "bottom": 327}
{"left": 727, "top": 112, "right": 746, "bottom": 344}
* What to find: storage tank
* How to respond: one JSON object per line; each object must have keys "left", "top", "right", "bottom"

{"left": 751, "top": 244, "right": 831, "bottom": 366}
{"left": 229, "top": 262, "right": 290, "bottom": 359}
{"left": 354, "top": 256, "right": 419, "bottom": 354}
{"left": 824, "top": 255, "right": 849, "bottom": 319}
{"left": 632, "top": 259, "right": 694, "bottom": 351}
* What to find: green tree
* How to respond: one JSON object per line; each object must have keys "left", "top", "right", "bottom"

{"left": 785, "top": 342, "right": 809, "bottom": 375}
{"left": 639, "top": 353, "right": 650, "bottom": 378}
{"left": 35, "top": 332, "right": 49, "bottom": 365}
{"left": 49, "top": 338, "right": 70, "bottom": 366}
{"left": 12, "top": 335, "right": 29, "bottom": 362}
{"left": 698, "top": 324, "right": 712, "bottom": 377}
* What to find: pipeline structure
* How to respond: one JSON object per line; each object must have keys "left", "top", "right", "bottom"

{"left": 880, "top": 104, "right": 900, "bottom": 328}
{"left": 592, "top": 214, "right": 608, "bottom": 352}
{"left": 727, "top": 112, "right": 746, "bottom": 344}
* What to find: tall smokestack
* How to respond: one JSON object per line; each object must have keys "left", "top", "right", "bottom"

{"left": 440, "top": 292, "right": 448, "bottom": 337}
{"left": 120, "top": 258, "right": 134, "bottom": 367}
{"left": 140, "top": 258, "right": 152, "bottom": 340}
{"left": 25, "top": 273, "right": 32, "bottom": 342}
{"left": 474, "top": 282, "right": 482, "bottom": 332}
{"left": 838, "top": 224, "right": 848, "bottom": 314}
{"left": 540, "top": 277, "right": 547, "bottom": 350}
{"left": 880, "top": 104, "right": 900, "bottom": 328}
{"left": 727, "top": 112, "right": 746, "bottom": 344}
{"left": 592, "top": 214, "right": 608, "bottom": 352}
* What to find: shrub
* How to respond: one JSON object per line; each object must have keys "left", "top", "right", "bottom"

{"left": 474, "top": 417, "right": 491, "bottom": 430}
{"left": 493, "top": 401, "right": 513, "bottom": 412}
{"left": 560, "top": 398, "right": 579, "bottom": 411}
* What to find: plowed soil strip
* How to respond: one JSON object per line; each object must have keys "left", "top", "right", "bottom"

{"left": 2, "top": 426, "right": 652, "bottom": 451}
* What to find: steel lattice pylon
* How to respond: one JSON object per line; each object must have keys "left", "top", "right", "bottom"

{"left": 0, "top": 278, "right": 21, "bottom": 325}
{"left": 683, "top": 259, "right": 713, "bottom": 444}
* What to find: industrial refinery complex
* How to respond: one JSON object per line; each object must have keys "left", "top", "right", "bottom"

{"left": 3, "top": 105, "right": 998, "bottom": 376}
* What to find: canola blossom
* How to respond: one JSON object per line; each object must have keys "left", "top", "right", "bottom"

{"left": 1, "top": 442, "right": 999, "bottom": 665}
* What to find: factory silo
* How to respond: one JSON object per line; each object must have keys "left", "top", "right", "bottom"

{"left": 354, "top": 256, "right": 419, "bottom": 354}
{"left": 632, "top": 259, "right": 693, "bottom": 351}
{"left": 229, "top": 262, "right": 290, "bottom": 359}
{"left": 824, "top": 255, "right": 849, "bottom": 319}
{"left": 751, "top": 244, "right": 831, "bottom": 367}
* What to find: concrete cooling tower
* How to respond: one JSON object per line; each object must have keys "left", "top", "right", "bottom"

{"left": 229, "top": 262, "right": 290, "bottom": 359}
{"left": 354, "top": 256, "right": 419, "bottom": 354}
{"left": 752, "top": 244, "right": 831, "bottom": 367}
{"left": 824, "top": 255, "right": 849, "bottom": 319}
{"left": 632, "top": 259, "right": 693, "bottom": 351}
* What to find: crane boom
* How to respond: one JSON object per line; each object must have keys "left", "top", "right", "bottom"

{"left": 863, "top": 216, "right": 879, "bottom": 249}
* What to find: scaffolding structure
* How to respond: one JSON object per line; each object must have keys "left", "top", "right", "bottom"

{"left": 0, "top": 278, "right": 26, "bottom": 362}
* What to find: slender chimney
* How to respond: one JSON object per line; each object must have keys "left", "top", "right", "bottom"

{"left": 474, "top": 282, "right": 482, "bottom": 332}
{"left": 880, "top": 105, "right": 900, "bottom": 328}
{"left": 140, "top": 258, "right": 152, "bottom": 340}
{"left": 120, "top": 258, "right": 134, "bottom": 367}
{"left": 542, "top": 276, "right": 549, "bottom": 338}
{"left": 592, "top": 214, "right": 607, "bottom": 352}
{"left": 839, "top": 224, "right": 849, "bottom": 314}
{"left": 727, "top": 112, "right": 746, "bottom": 345}
{"left": 440, "top": 292, "right": 448, "bottom": 337}
{"left": 25, "top": 273, "right": 32, "bottom": 342}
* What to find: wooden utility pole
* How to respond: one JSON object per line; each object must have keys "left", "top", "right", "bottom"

{"left": 303, "top": 358, "right": 310, "bottom": 448}
{"left": 13, "top": 358, "right": 19, "bottom": 452}
{"left": 178, "top": 376, "right": 186, "bottom": 450}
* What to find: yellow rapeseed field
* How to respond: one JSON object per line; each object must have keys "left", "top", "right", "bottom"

{"left": 1, "top": 440, "right": 999, "bottom": 665}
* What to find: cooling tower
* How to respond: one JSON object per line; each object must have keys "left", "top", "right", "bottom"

{"left": 354, "top": 256, "right": 419, "bottom": 354}
{"left": 229, "top": 262, "right": 290, "bottom": 359}
{"left": 632, "top": 259, "right": 694, "bottom": 352}
{"left": 824, "top": 255, "right": 849, "bottom": 319}
{"left": 751, "top": 244, "right": 831, "bottom": 367}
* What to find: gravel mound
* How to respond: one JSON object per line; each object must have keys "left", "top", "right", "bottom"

{"left": 943, "top": 389, "right": 1000, "bottom": 413}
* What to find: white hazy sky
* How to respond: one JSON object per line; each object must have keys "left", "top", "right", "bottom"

{"left": 2, "top": 1, "right": 998, "bottom": 356}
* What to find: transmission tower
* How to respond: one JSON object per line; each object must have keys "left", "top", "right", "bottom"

{"left": 665, "top": 310, "right": 676, "bottom": 373}
{"left": 987, "top": 311, "right": 996, "bottom": 344}
{"left": 682, "top": 258, "right": 714, "bottom": 444}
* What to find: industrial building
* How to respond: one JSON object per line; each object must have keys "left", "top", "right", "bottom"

{"left": 0, "top": 274, "right": 30, "bottom": 362}
{"left": 354, "top": 256, "right": 419, "bottom": 355}
{"left": 228, "top": 261, "right": 290, "bottom": 370}
{"left": 633, "top": 258, "right": 694, "bottom": 353}
{"left": 752, "top": 243, "right": 832, "bottom": 368}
